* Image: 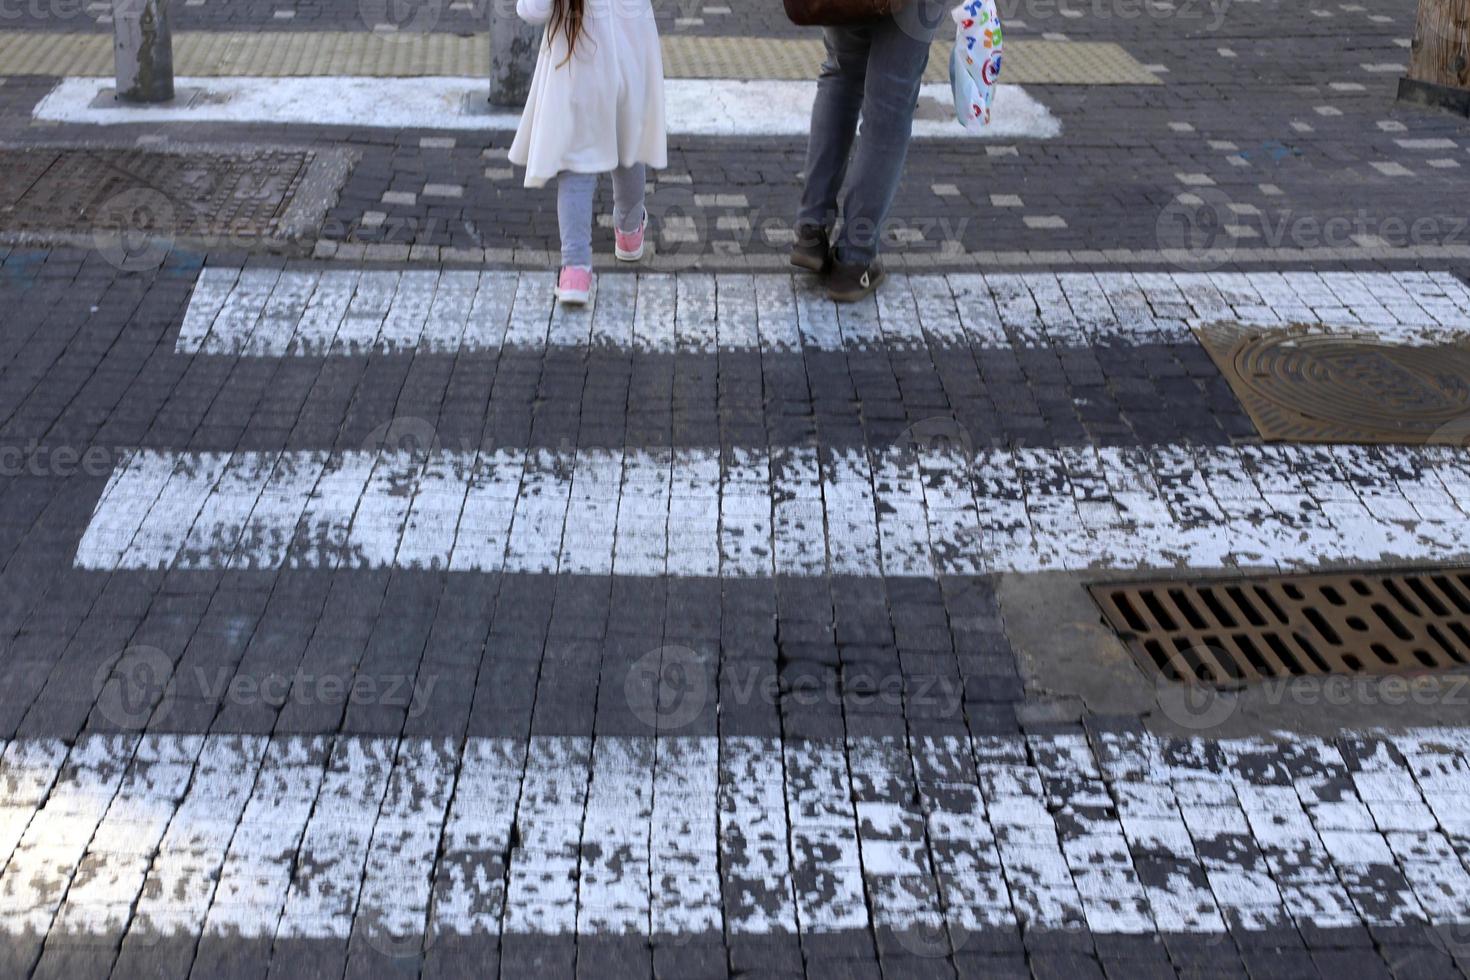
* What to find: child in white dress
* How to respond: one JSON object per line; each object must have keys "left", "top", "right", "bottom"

{"left": 510, "top": 0, "right": 667, "bottom": 305}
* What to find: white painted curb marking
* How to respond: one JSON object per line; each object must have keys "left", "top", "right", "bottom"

{"left": 34, "top": 77, "right": 1061, "bottom": 139}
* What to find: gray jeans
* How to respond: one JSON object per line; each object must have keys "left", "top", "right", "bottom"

{"left": 797, "top": 2, "right": 945, "bottom": 264}
{"left": 557, "top": 166, "right": 646, "bottom": 268}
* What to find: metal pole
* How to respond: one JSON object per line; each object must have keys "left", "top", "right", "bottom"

{"left": 488, "top": 0, "right": 540, "bottom": 107}
{"left": 113, "top": 0, "right": 175, "bottom": 104}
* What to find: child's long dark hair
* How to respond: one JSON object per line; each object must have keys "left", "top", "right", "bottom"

{"left": 548, "top": 0, "right": 586, "bottom": 64}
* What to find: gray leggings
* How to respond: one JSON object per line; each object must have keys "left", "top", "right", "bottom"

{"left": 557, "top": 165, "right": 647, "bottom": 268}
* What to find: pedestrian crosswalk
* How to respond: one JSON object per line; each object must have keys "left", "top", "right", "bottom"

{"left": 5, "top": 730, "right": 1470, "bottom": 944}
{"left": 14, "top": 261, "right": 1470, "bottom": 963}
{"left": 73, "top": 444, "right": 1470, "bottom": 574}
{"left": 176, "top": 270, "right": 1470, "bottom": 356}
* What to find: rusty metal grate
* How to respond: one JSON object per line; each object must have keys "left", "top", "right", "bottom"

{"left": 1195, "top": 322, "right": 1470, "bottom": 445}
{"left": 1090, "top": 568, "right": 1470, "bottom": 685}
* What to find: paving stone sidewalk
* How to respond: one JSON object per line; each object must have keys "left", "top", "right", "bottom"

{"left": 0, "top": 0, "right": 1465, "bottom": 269}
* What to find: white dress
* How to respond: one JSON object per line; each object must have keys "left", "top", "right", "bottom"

{"left": 509, "top": 0, "right": 668, "bottom": 188}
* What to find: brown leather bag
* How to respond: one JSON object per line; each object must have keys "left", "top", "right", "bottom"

{"left": 782, "top": 0, "right": 911, "bottom": 25}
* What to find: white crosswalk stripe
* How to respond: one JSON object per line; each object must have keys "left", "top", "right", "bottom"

{"left": 203, "top": 737, "right": 328, "bottom": 937}
{"left": 2, "top": 732, "right": 1470, "bottom": 940}
{"left": 74, "top": 444, "right": 1470, "bottom": 574}
{"left": 430, "top": 739, "right": 522, "bottom": 937}
{"left": 131, "top": 736, "right": 269, "bottom": 936}
{"left": 0, "top": 736, "right": 138, "bottom": 936}
{"left": 578, "top": 737, "right": 654, "bottom": 935}
{"left": 505, "top": 737, "right": 590, "bottom": 935}
{"left": 174, "top": 271, "right": 1470, "bottom": 356}
{"left": 279, "top": 738, "right": 393, "bottom": 938}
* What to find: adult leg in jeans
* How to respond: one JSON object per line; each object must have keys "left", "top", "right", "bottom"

{"left": 610, "top": 163, "right": 646, "bottom": 233}
{"left": 797, "top": 24, "right": 872, "bottom": 235}
{"left": 558, "top": 171, "right": 598, "bottom": 268}
{"left": 835, "top": 2, "right": 944, "bottom": 264}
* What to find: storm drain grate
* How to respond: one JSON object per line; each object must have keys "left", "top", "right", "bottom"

{"left": 1090, "top": 568, "right": 1470, "bottom": 685}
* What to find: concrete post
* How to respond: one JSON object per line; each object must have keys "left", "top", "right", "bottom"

{"left": 1397, "top": 0, "right": 1470, "bottom": 116}
{"left": 489, "top": 0, "right": 540, "bottom": 107}
{"left": 113, "top": 0, "right": 175, "bottom": 103}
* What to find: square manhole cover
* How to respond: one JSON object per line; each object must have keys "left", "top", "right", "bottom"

{"left": 1090, "top": 568, "right": 1470, "bottom": 686}
{"left": 1196, "top": 321, "right": 1470, "bottom": 445}
{"left": 0, "top": 147, "right": 317, "bottom": 241}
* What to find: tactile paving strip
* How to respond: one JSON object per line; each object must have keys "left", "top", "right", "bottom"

{"left": 1091, "top": 568, "right": 1470, "bottom": 685}
{"left": 0, "top": 31, "right": 1161, "bottom": 84}
{"left": 1196, "top": 321, "right": 1470, "bottom": 444}
{"left": 662, "top": 36, "right": 1163, "bottom": 84}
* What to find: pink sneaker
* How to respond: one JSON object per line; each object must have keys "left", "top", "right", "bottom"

{"left": 614, "top": 208, "right": 647, "bottom": 262}
{"left": 556, "top": 266, "right": 592, "bottom": 305}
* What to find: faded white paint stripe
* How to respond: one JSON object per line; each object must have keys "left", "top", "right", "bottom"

{"left": 785, "top": 740, "right": 868, "bottom": 931}
{"left": 357, "top": 739, "right": 457, "bottom": 944}
{"left": 653, "top": 737, "right": 721, "bottom": 934}
{"left": 0, "top": 736, "right": 138, "bottom": 936}
{"left": 35, "top": 77, "right": 1060, "bottom": 140}
{"left": 720, "top": 737, "right": 797, "bottom": 934}
{"left": 2, "top": 732, "right": 1470, "bottom": 940}
{"left": 174, "top": 270, "right": 1470, "bottom": 356}
{"left": 52, "top": 737, "right": 204, "bottom": 937}
{"left": 852, "top": 738, "right": 946, "bottom": 934}
{"left": 279, "top": 738, "right": 393, "bottom": 939}
{"left": 74, "top": 445, "right": 1470, "bottom": 575}
{"left": 504, "top": 738, "right": 589, "bottom": 935}
{"left": 203, "top": 737, "right": 328, "bottom": 937}
{"left": 131, "top": 735, "right": 269, "bottom": 936}
{"left": 578, "top": 737, "right": 653, "bottom": 935}
{"left": 430, "top": 738, "right": 523, "bottom": 937}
